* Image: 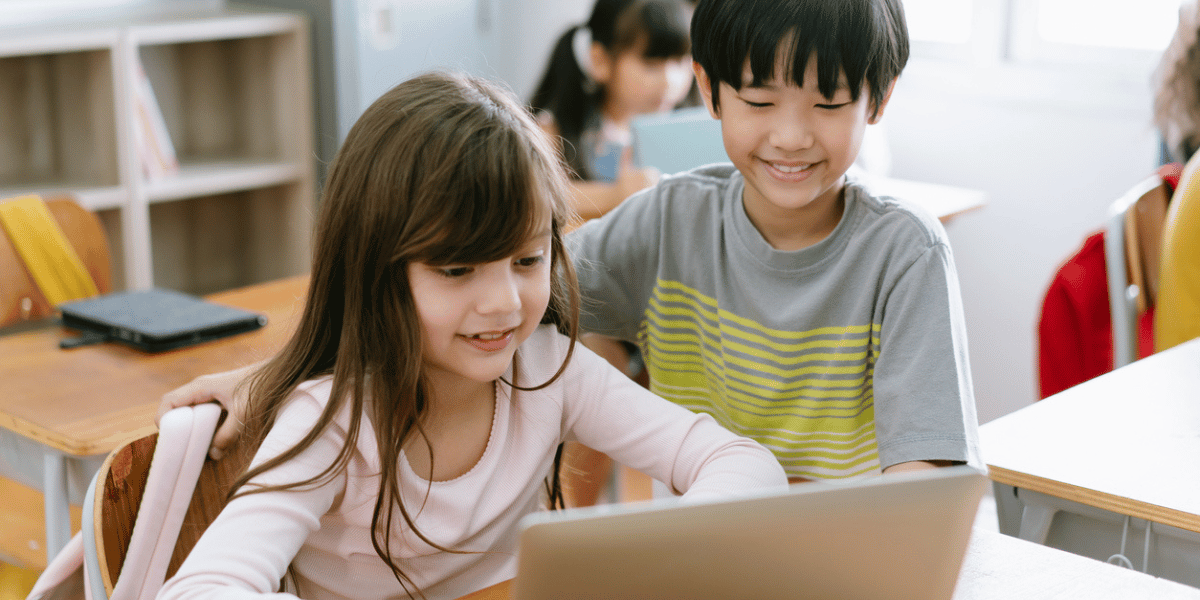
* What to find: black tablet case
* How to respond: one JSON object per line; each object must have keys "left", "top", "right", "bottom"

{"left": 58, "top": 288, "right": 267, "bottom": 352}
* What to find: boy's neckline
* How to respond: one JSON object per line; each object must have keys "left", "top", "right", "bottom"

{"left": 740, "top": 179, "right": 847, "bottom": 252}
{"left": 725, "top": 172, "right": 863, "bottom": 272}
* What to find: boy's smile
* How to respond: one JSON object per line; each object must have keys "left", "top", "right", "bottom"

{"left": 694, "top": 52, "right": 894, "bottom": 250}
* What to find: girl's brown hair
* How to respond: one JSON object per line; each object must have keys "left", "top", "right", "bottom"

{"left": 1155, "top": 1, "right": 1200, "bottom": 163}
{"left": 230, "top": 71, "right": 579, "bottom": 596}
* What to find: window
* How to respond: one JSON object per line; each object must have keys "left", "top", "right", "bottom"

{"left": 905, "top": 0, "right": 1186, "bottom": 68}
{"left": 1010, "top": 0, "right": 1184, "bottom": 66}
{"left": 906, "top": 0, "right": 973, "bottom": 45}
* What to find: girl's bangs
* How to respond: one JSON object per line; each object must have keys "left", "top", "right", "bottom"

{"left": 416, "top": 130, "right": 553, "bottom": 267}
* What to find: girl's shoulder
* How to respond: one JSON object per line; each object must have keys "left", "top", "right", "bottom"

{"left": 272, "top": 375, "right": 351, "bottom": 431}
{"left": 292, "top": 375, "right": 335, "bottom": 408}
{"left": 516, "top": 325, "right": 572, "bottom": 379}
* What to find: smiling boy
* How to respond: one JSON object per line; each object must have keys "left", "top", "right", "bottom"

{"left": 568, "top": 0, "right": 982, "bottom": 482}
{"left": 157, "top": 0, "right": 981, "bottom": 486}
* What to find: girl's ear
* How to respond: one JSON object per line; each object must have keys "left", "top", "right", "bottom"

{"left": 589, "top": 42, "right": 613, "bottom": 84}
{"left": 868, "top": 77, "right": 898, "bottom": 124}
{"left": 693, "top": 61, "right": 720, "bottom": 119}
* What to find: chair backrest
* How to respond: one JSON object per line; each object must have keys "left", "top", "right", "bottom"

{"left": 0, "top": 195, "right": 112, "bottom": 326}
{"left": 84, "top": 403, "right": 255, "bottom": 600}
{"left": 1155, "top": 154, "right": 1200, "bottom": 352}
{"left": 1105, "top": 176, "right": 1171, "bottom": 369}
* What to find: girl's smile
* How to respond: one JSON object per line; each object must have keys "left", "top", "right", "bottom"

{"left": 461, "top": 328, "right": 517, "bottom": 352}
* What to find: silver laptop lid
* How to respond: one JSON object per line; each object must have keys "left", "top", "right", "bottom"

{"left": 514, "top": 465, "right": 987, "bottom": 600}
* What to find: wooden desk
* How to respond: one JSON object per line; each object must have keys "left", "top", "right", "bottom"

{"left": 0, "top": 275, "right": 307, "bottom": 563}
{"left": 981, "top": 337, "right": 1200, "bottom": 533}
{"left": 980, "top": 337, "right": 1200, "bottom": 584}
{"left": 870, "top": 175, "right": 988, "bottom": 224}
{"left": 456, "top": 529, "right": 1200, "bottom": 600}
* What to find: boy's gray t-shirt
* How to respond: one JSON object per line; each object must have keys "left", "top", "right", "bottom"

{"left": 567, "top": 164, "right": 982, "bottom": 479}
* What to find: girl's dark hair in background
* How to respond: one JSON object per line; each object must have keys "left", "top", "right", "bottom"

{"left": 691, "top": 0, "right": 908, "bottom": 117}
{"left": 530, "top": 0, "right": 693, "bottom": 179}
{"left": 231, "top": 71, "right": 579, "bottom": 597}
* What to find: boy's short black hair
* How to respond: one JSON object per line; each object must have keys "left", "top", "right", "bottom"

{"left": 691, "top": 0, "right": 908, "bottom": 116}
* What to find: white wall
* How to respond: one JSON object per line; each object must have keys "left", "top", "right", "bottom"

{"left": 884, "top": 58, "right": 1161, "bottom": 423}
{"left": 489, "top": 0, "right": 593, "bottom": 100}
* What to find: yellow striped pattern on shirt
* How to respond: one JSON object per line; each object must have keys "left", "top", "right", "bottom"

{"left": 640, "top": 279, "right": 881, "bottom": 480}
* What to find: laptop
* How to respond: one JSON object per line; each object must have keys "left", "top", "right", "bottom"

{"left": 58, "top": 288, "right": 267, "bottom": 353}
{"left": 630, "top": 106, "right": 728, "bottom": 176}
{"left": 513, "top": 465, "right": 987, "bottom": 600}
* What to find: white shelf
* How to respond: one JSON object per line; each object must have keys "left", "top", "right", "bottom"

{"left": 0, "top": 27, "right": 118, "bottom": 57}
{"left": 0, "top": 8, "right": 316, "bottom": 294}
{"left": 146, "top": 160, "right": 303, "bottom": 203}
{"left": 128, "top": 11, "right": 302, "bottom": 46}
{"left": 0, "top": 185, "right": 127, "bottom": 212}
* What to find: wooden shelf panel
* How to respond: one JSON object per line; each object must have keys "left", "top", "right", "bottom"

{"left": 0, "top": 49, "right": 120, "bottom": 192}
{"left": 149, "top": 183, "right": 312, "bottom": 294}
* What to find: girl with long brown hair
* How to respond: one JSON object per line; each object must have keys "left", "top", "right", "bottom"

{"left": 155, "top": 71, "right": 786, "bottom": 600}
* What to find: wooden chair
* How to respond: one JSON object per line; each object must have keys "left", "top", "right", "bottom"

{"left": 1155, "top": 154, "right": 1200, "bottom": 352}
{"left": 1104, "top": 176, "right": 1172, "bottom": 369}
{"left": 28, "top": 403, "right": 254, "bottom": 600}
{"left": 0, "top": 195, "right": 113, "bottom": 325}
{"left": 0, "top": 195, "right": 113, "bottom": 574}
{"left": 89, "top": 403, "right": 254, "bottom": 599}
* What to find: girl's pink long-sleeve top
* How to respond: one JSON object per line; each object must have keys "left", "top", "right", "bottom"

{"left": 157, "top": 325, "right": 788, "bottom": 600}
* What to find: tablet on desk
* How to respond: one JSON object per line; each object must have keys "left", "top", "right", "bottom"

{"left": 513, "top": 465, "right": 987, "bottom": 600}
{"left": 58, "top": 288, "right": 267, "bottom": 353}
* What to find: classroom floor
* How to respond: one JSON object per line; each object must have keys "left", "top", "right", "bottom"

{"left": 0, "top": 562, "right": 39, "bottom": 600}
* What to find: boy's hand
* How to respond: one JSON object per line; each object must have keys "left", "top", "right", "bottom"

{"left": 157, "top": 363, "right": 259, "bottom": 460}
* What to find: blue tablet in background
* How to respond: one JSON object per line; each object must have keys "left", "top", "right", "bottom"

{"left": 631, "top": 107, "right": 728, "bottom": 177}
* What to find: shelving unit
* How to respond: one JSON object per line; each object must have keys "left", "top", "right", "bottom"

{"left": 0, "top": 6, "right": 316, "bottom": 295}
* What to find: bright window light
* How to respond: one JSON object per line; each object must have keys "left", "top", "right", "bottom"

{"left": 905, "top": 0, "right": 973, "bottom": 45}
{"left": 1036, "top": 0, "right": 1184, "bottom": 51}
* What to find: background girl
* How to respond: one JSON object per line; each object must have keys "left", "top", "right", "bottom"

{"left": 530, "top": 0, "right": 696, "bottom": 220}
{"left": 155, "top": 71, "right": 786, "bottom": 600}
